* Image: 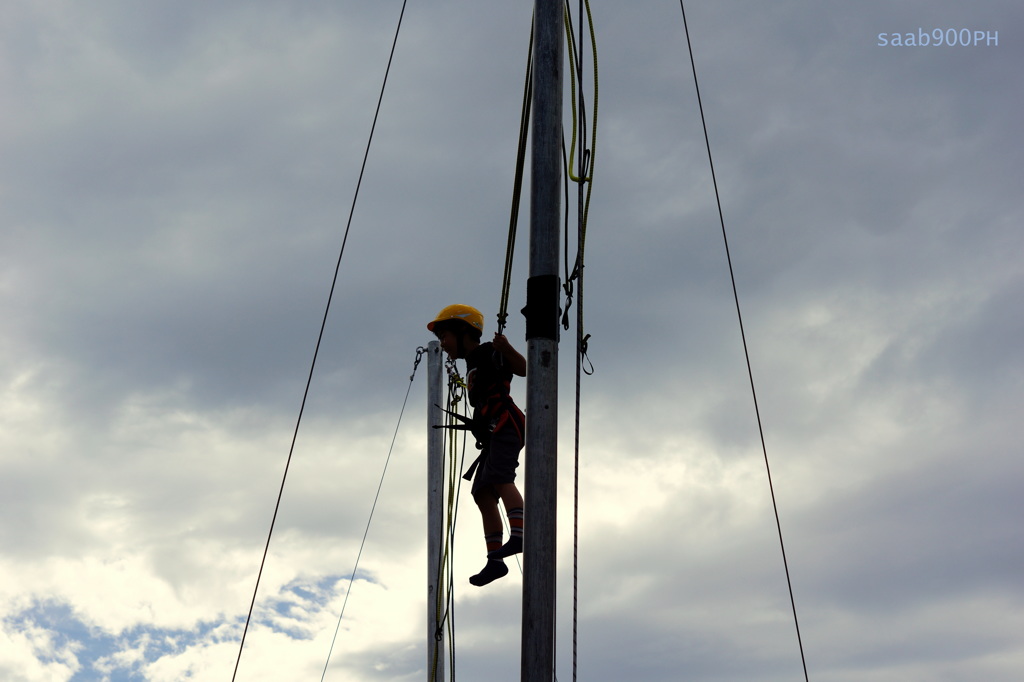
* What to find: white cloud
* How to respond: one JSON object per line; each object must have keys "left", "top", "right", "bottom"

{"left": 1, "top": 0, "right": 1022, "bottom": 680}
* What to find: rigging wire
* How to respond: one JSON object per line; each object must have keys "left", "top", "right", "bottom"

{"left": 677, "top": 2, "right": 810, "bottom": 680}
{"left": 321, "top": 346, "right": 427, "bottom": 681}
{"left": 229, "top": 1, "right": 410, "bottom": 679}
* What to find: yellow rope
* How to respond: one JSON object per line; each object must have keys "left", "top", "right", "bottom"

{"left": 565, "top": 0, "right": 598, "bottom": 186}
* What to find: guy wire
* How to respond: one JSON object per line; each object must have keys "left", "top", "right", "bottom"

{"left": 677, "top": 2, "right": 810, "bottom": 680}
{"left": 230, "top": 1, "right": 410, "bottom": 679}
{"left": 321, "top": 345, "right": 426, "bottom": 681}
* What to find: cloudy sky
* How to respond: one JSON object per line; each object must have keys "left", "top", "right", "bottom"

{"left": 2, "top": 0, "right": 1022, "bottom": 680}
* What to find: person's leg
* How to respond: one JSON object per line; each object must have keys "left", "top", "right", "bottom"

{"left": 496, "top": 482, "right": 524, "bottom": 510}
{"left": 470, "top": 489, "right": 509, "bottom": 586}
{"left": 491, "top": 482, "right": 524, "bottom": 559}
{"left": 476, "top": 491, "right": 504, "bottom": 554}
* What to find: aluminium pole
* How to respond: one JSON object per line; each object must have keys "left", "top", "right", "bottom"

{"left": 522, "top": 0, "right": 562, "bottom": 680}
{"left": 426, "top": 340, "right": 445, "bottom": 681}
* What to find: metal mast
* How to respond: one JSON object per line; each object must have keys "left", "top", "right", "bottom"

{"left": 522, "top": 0, "right": 563, "bottom": 680}
{"left": 426, "top": 340, "right": 445, "bottom": 681}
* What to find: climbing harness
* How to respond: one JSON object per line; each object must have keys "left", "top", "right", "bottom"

{"left": 432, "top": 343, "right": 525, "bottom": 486}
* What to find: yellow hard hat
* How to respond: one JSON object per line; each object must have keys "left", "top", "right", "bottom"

{"left": 427, "top": 304, "right": 485, "bottom": 333}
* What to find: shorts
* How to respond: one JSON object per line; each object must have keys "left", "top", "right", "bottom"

{"left": 471, "top": 421, "right": 524, "bottom": 498}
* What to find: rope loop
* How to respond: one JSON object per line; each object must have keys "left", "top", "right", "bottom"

{"left": 561, "top": 278, "right": 575, "bottom": 331}
{"left": 580, "top": 333, "right": 594, "bottom": 376}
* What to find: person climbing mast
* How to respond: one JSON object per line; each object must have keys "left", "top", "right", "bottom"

{"left": 428, "top": 304, "right": 526, "bottom": 586}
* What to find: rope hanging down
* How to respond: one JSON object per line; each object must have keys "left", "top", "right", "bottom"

{"left": 230, "top": 1, "right": 410, "bottom": 679}
{"left": 677, "top": 2, "right": 810, "bottom": 680}
{"left": 564, "top": 3, "right": 597, "bottom": 681}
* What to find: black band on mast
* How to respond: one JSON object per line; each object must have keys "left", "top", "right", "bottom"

{"left": 523, "top": 274, "right": 561, "bottom": 341}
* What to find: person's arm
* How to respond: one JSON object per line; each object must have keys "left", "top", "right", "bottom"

{"left": 492, "top": 333, "right": 526, "bottom": 376}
